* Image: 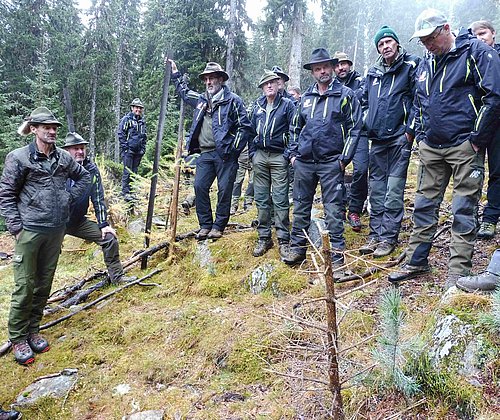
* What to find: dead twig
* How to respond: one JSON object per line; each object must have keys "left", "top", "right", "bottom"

{"left": 40, "top": 269, "right": 161, "bottom": 330}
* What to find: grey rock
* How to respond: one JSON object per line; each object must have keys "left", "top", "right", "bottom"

{"left": 15, "top": 368, "right": 78, "bottom": 406}
{"left": 128, "top": 220, "right": 146, "bottom": 234}
{"left": 195, "top": 241, "right": 216, "bottom": 274}
{"left": 249, "top": 263, "right": 276, "bottom": 295}
{"left": 122, "top": 410, "right": 165, "bottom": 420}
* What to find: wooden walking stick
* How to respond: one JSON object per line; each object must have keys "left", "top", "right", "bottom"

{"left": 142, "top": 54, "right": 172, "bottom": 269}
{"left": 168, "top": 97, "right": 186, "bottom": 248}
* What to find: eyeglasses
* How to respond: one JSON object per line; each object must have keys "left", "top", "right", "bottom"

{"left": 418, "top": 26, "right": 444, "bottom": 46}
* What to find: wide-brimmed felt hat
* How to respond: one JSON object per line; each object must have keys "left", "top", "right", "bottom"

{"left": 198, "top": 62, "right": 229, "bottom": 82}
{"left": 271, "top": 65, "right": 290, "bottom": 82}
{"left": 333, "top": 51, "right": 353, "bottom": 66}
{"left": 130, "top": 98, "right": 144, "bottom": 108}
{"left": 62, "top": 132, "right": 89, "bottom": 148}
{"left": 410, "top": 9, "right": 448, "bottom": 40}
{"left": 303, "top": 48, "right": 336, "bottom": 70}
{"left": 258, "top": 70, "right": 280, "bottom": 88}
{"left": 17, "top": 106, "right": 62, "bottom": 136}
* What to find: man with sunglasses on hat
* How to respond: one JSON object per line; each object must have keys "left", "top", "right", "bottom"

{"left": 118, "top": 98, "right": 147, "bottom": 201}
{"left": 333, "top": 51, "right": 368, "bottom": 234}
{"left": 389, "top": 9, "right": 500, "bottom": 288}
{"left": 168, "top": 59, "right": 252, "bottom": 240}
{"left": 0, "top": 107, "right": 90, "bottom": 365}
{"left": 283, "top": 48, "right": 362, "bottom": 278}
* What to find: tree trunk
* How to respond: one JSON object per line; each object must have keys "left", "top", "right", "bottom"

{"left": 288, "top": 2, "right": 303, "bottom": 88}
{"left": 225, "top": 0, "right": 237, "bottom": 89}
{"left": 113, "top": 38, "right": 124, "bottom": 162}
{"left": 89, "top": 64, "right": 97, "bottom": 156}
{"left": 62, "top": 85, "right": 75, "bottom": 132}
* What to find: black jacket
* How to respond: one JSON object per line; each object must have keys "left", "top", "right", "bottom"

{"left": 339, "top": 70, "right": 364, "bottom": 100}
{"left": 0, "top": 143, "right": 90, "bottom": 235}
{"left": 68, "top": 159, "right": 109, "bottom": 229}
{"left": 414, "top": 29, "right": 500, "bottom": 149}
{"left": 249, "top": 92, "right": 296, "bottom": 157}
{"left": 118, "top": 112, "right": 147, "bottom": 155}
{"left": 172, "top": 72, "right": 252, "bottom": 160}
{"left": 287, "top": 79, "right": 362, "bottom": 165}
{"left": 362, "top": 49, "right": 420, "bottom": 141}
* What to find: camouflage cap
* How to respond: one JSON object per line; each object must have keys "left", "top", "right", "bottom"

{"left": 198, "top": 62, "right": 229, "bottom": 82}
{"left": 410, "top": 9, "right": 448, "bottom": 40}
{"left": 62, "top": 132, "right": 89, "bottom": 148}
{"left": 130, "top": 98, "right": 144, "bottom": 108}
{"left": 333, "top": 51, "right": 353, "bottom": 66}
{"left": 17, "top": 106, "right": 62, "bottom": 136}
{"left": 257, "top": 70, "right": 280, "bottom": 88}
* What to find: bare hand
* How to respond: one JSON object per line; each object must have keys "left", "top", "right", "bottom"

{"left": 167, "top": 59, "right": 178, "bottom": 73}
{"left": 290, "top": 156, "right": 296, "bottom": 166}
{"left": 470, "top": 141, "right": 480, "bottom": 153}
{"left": 405, "top": 132, "right": 414, "bottom": 143}
{"left": 101, "top": 225, "right": 117, "bottom": 239}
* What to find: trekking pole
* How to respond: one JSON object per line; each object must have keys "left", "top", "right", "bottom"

{"left": 168, "top": 95, "right": 186, "bottom": 248}
{"left": 142, "top": 53, "right": 172, "bottom": 269}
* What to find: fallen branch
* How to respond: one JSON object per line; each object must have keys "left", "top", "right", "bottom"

{"left": 40, "top": 269, "right": 161, "bottom": 330}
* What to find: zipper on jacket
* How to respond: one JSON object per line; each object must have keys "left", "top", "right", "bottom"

{"left": 468, "top": 94, "right": 478, "bottom": 117}
{"left": 388, "top": 74, "right": 396, "bottom": 95}
{"left": 322, "top": 97, "right": 329, "bottom": 122}
{"left": 439, "top": 65, "right": 447, "bottom": 93}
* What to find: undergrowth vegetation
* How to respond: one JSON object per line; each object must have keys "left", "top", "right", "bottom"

{"left": 0, "top": 156, "right": 499, "bottom": 418}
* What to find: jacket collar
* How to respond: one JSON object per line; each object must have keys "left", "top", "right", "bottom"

{"left": 28, "top": 141, "right": 59, "bottom": 162}
{"left": 256, "top": 91, "right": 284, "bottom": 108}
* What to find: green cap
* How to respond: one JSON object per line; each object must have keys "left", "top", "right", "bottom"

{"left": 62, "top": 132, "right": 89, "bottom": 148}
{"left": 258, "top": 70, "right": 280, "bottom": 88}
{"left": 374, "top": 25, "right": 400, "bottom": 48}
{"left": 17, "top": 106, "right": 62, "bottom": 136}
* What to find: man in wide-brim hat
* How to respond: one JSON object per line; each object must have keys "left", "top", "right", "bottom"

{"left": 283, "top": 48, "right": 362, "bottom": 280}
{"left": 168, "top": 59, "right": 252, "bottom": 241}
{"left": 62, "top": 132, "right": 135, "bottom": 286}
{"left": 0, "top": 107, "right": 90, "bottom": 365}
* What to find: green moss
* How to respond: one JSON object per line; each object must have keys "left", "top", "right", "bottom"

{"left": 406, "top": 354, "right": 483, "bottom": 418}
{"left": 225, "top": 336, "right": 269, "bottom": 384}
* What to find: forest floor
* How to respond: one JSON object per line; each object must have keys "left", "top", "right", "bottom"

{"left": 0, "top": 154, "right": 499, "bottom": 419}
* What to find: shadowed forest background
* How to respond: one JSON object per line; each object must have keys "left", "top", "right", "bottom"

{"left": 0, "top": 0, "right": 498, "bottom": 169}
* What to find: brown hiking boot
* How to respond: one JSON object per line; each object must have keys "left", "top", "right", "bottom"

{"left": 13, "top": 340, "right": 35, "bottom": 365}
{"left": 207, "top": 229, "right": 223, "bottom": 240}
{"left": 27, "top": 332, "right": 50, "bottom": 353}
{"left": 196, "top": 228, "right": 211, "bottom": 240}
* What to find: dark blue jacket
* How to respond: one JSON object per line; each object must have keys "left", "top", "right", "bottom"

{"left": 117, "top": 112, "right": 147, "bottom": 156}
{"left": 68, "top": 159, "right": 109, "bottom": 229}
{"left": 362, "top": 50, "right": 420, "bottom": 141}
{"left": 249, "top": 92, "right": 296, "bottom": 157}
{"left": 287, "top": 79, "right": 362, "bottom": 165}
{"left": 414, "top": 29, "right": 500, "bottom": 149}
{"left": 339, "top": 70, "right": 364, "bottom": 100}
{"left": 172, "top": 72, "right": 252, "bottom": 160}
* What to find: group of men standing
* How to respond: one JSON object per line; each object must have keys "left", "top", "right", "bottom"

{"left": 0, "top": 7, "right": 499, "bottom": 377}
{"left": 170, "top": 8, "right": 500, "bottom": 289}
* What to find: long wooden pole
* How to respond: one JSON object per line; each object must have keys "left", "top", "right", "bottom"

{"left": 321, "top": 231, "right": 344, "bottom": 419}
{"left": 169, "top": 98, "right": 185, "bottom": 247}
{"left": 142, "top": 55, "right": 172, "bottom": 269}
